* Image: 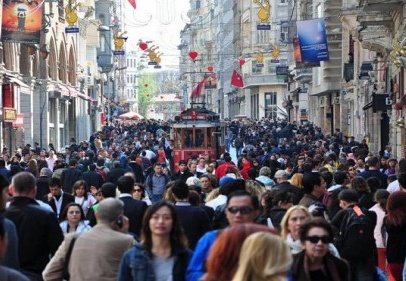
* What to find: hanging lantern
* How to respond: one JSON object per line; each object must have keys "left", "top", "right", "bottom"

{"left": 239, "top": 59, "right": 246, "bottom": 66}
{"left": 207, "top": 66, "right": 214, "bottom": 72}
{"left": 189, "top": 51, "right": 198, "bottom": 60}
{"left": 139, "top": 42, "right": 148, "bottom": 51}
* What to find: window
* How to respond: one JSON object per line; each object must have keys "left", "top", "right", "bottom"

{"left": 265, "top": 92, "right": 278, "bottom": 119}
{"left": 280, "top": 0, "right": 287, "bottom": 3}
{"left": 280, "top": 26, "right": 288, "bottom": 42}
{"left": 256, "top": 29, "right": 269, "bottom": 44}
{"left": 195, "top": 0, "right": 200, "bottom": 9}
{"left": 267, "top": 59, "right": 287, "bottom": 74}
{"left": 252, "top": 61, "right": 264, "bottom": 74}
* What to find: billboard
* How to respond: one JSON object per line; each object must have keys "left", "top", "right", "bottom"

{"left": 2, "top": 0, "right": 43, "bottom": 44}
{"left": 296, "top": 18, "right": 329, "bottom": 62}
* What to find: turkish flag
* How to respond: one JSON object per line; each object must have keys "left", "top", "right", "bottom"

{"left": 128, "top": 0, "right": 136, "bottom": 9}
{"left": 231, "top": 70, "right": 244, "bottom": 87}
{"left": 191, "top": 80, "right": 205, "bottom": 98}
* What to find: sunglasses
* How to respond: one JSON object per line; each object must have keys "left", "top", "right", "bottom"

{"left": 133, "top": 189, "right": 142, "bottom": 192}
{"left": 227, "top": 206, "right": 253, "bottom": 215}
{"left": 304, "top": 235, "right": 331, "bottom": 244}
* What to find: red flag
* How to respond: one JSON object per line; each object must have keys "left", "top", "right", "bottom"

{"left": 191, "top": 80, "right": 205, "bottom": 98}
{"left": 231, "top": 70, "right": 244, "bottom": 87}
{"left": 128, "top": 0, "right": 136, "bottom": 9}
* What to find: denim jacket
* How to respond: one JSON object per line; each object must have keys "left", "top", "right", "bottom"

{"left": 118, "top": 244, "right": 191, "bottom": 281}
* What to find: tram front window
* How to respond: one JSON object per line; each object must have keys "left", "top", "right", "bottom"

{"left": 196, "top": 129, "right": 204, "bottom": 147}
{"left": 185, "top": 129, "right": 193, "bottom": 147}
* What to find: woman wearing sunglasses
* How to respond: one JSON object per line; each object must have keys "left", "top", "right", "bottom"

{"left": 291, "top": 217, "right": 350, "bottom": 281}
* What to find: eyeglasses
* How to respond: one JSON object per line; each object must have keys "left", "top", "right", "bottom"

{"left": 227, "top": 206, "right": 253, "bottom": 215}
{"left": 133, "top": 189, "right": 142, "bottom": 192}
{"left": 304, "top": 235, "right": 331, "bottom": 244}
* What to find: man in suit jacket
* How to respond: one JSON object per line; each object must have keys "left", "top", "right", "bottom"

{"left": 43, "top": 198, "right": 135, "bottom": 281}
{"left": 6, "top": 172, "right": 64, "bottom": 280}
{"left": 61, "top": 159, "right": 82, "bottom": 193}
{"left": 116, "top": 175, "right": 148, "bottom": 238}
{"left": 43, "top": 177, "right": 74, "bottom": 221}
{"left": 172, "top": 180, "right": 211, "bottom": 249}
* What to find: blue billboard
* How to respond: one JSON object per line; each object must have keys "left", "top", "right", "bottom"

{"left": 296, "top": 18, "right": 329, "bottom": 62}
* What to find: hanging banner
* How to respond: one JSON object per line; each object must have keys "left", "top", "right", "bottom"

{"left": 293, "top": 38, "right": 320, "bottom": 69}
{"left": 1, "top": 0, "right": 43, "bottom": 43}
{"left": 296, "top": 18, "right": 329, "bottom": 62}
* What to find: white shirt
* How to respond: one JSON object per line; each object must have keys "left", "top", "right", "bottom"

{"left": 387, "top": 179, "right": 399, "bottom": 193}
{"left": 205, "top": 194, "right": 227, "bottom": 210}
{"left": 46, "top": 156, "right": 57, "bottom": 171}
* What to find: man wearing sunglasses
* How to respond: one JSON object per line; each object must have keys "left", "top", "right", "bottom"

{"left": 186, "top": 190, "right": 260, "bottom": 281}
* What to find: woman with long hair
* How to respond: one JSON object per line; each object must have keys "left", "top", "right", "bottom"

{"left": 350, "top": 176, "right": 374, "bottom": 209}
{"left": 203, "top": 223, "right": 277, "bottom": 281}
{"left": 369, "top": 189, "right": 390, "bottom": 272}
{"left": 232, "top": 232, "right": 292, "bottom": 281}
{"left": 117, "top": 201, "right": 191, "bottom": 281}
{"left": 384, "top": 191, "right": 406, "bottom": 281}
{"left": 24, "top": 159, "right": 38, "bottom": 177}
{"left": 280, "top": 206, "right": 339, "bottom": 257}
{"left": 131, "top": 182, "right": 152, "bottom": 205}
{"left": 72, "top": 180, "right": 97, "bottom": 216}
{"left": 59, "top": 203, "right": 91, "bottom": 235}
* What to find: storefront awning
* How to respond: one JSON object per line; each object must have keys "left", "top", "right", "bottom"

{"left": 9, "top": 77, "right": 30, "bottom": 88}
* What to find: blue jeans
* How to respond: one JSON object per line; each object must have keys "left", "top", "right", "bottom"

{"left": 150, "top": 194, "right": 163, "bottom": 204}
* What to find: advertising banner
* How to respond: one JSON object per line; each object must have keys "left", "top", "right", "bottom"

{"left": 2, "top": 0, "right": 43, "bottom": 43}
{"left": 296, "top": 18, "right": 329, "bottom": 62}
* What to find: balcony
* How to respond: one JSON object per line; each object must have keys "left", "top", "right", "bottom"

{"left": 243, "top": 74, "right": 286, "bottom": 88}
{"left": 294, "top": 68, "right": 312, "bottom": 83}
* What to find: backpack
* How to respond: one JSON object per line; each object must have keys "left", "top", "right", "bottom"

{"left": 335, "top": 205, "right": 376, "bottom": 261}
{"left": 95, "top": 167, "right": 107, "bottom": 181}
{"left": 323, "top": 186, "right": 345, "bottom": 219}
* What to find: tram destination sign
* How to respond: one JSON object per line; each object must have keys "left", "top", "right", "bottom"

{"left": 181, "top": 111, "right": 207, "bottom": 120}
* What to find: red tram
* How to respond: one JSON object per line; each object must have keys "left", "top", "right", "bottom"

{"left": 170, "top": 104, "right": 224, "bottom": 171}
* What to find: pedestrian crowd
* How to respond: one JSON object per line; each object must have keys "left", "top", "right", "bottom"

{"left": 0, "top": 117, "right": 404, "bottom": 281}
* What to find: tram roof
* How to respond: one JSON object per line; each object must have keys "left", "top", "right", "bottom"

{"left": 170, "top": 122, "right": 221, "bottom": 128}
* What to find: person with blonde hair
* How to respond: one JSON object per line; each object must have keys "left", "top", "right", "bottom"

{"left": 290, "top": 173, "right": 303, "bottom": 188}
{"left": 232, "top": 232, "right": 292, "bottom": 281}
{"left": 280, "top": 205, "right": 340, "bottom": 257}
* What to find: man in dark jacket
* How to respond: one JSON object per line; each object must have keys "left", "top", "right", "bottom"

{"left": 43, "top": 177, "right": 75, "bottom": 221}
{"left": 106, "top": 161, "right": 127, "bottom": 185}
{"left": 60, "top": 159, "right": 82, "bottom": 193}
{"left": 171, "top": 160, "right": 193, "bottom": 182}
{"left": 274, "top": 169, "right": 303, "bottom": 205}
{"left": 331, "top": 189, "right": 377, "bottom": 281}
{"left": 82, "top": 163, "right": 104, "bottom": 191}
{"left": 172, "top": 180, "right": 211, "bottom": 249}
{"left": 5, "top": 172, "right": 64, "bottom": 280}
{"left": 116, "top": 176, "right": 148, "bottom": 239}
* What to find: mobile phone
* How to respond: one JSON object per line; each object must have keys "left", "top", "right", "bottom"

{"left": 116, "top": 216, "right": 123, "bottom": 228}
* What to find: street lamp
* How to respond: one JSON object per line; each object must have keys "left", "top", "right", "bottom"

{"left": 39, "top": 44, "right": 50, "bottom": 59}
